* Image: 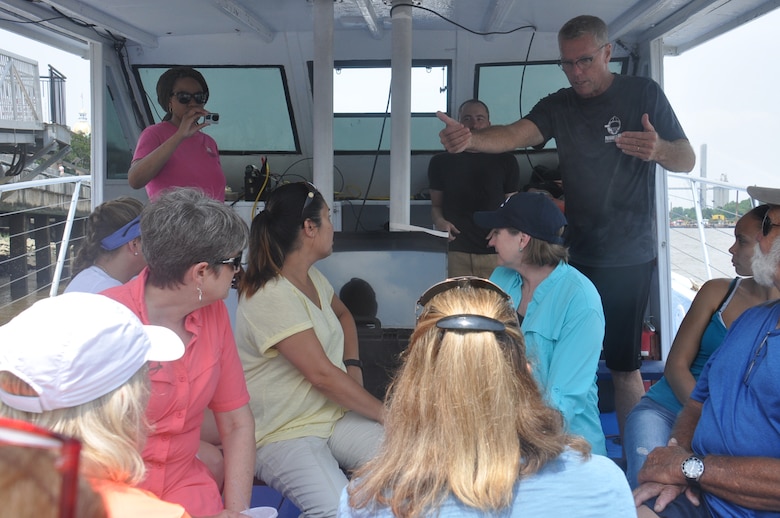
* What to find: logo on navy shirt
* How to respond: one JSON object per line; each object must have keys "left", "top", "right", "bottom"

{"left": 604, "top": 116, "right": 621, "bottom": 143}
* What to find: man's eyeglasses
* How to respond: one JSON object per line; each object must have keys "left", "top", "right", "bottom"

{"left": 762, "top": 212, "right": 780, "bottom": 237}
{"left": 301, "top": 181, "right": 319, "bottom": 220}
{"left": 558, "top": 43, "right": 607, "bottom": 72}
{"left": 0, "top": 417, "right": 81, "bottom": 518}
{"left": 171, "top": 91, "right": 208, "bottom": 105}
{"left": 416, "top": 276, "right": 513, "bottom": 331}
{"left": 215, "top": 255, "right": 242, "bottom": 272}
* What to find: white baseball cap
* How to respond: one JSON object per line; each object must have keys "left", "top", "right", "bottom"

{"left": 0, "top": 293, "right": 184, "bottom": 413}
{"left": 747, "top": 186, "right": 780, "bottom": 206}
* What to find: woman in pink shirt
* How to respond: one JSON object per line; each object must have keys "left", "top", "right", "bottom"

{"left": 128, "top": 67, "right": 225, "bottom": 201}
{"left": 104, "top": 188, "right": 255, "bottom": 518}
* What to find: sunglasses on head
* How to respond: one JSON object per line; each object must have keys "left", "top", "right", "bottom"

{"left": 416, "top": 276, "right": 513, "bottom": 332}
{"left": 171, "top": 91, "right": 208, "bottom": 105}
{"left": 301, "top": 181, "right": 319, "bottom": 220}
{"left": 0, "top": 417, "right": 81, "bottom": 518}
{"left": 762, "top": 211, "right": 780, "bottom": 237}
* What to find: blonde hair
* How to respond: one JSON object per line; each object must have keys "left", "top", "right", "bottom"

{"left": 0, "top": 445, "right": 107, "bottom": 518}
{"left": 522, "top": 234, "right": 569, "bottom": 266}
{"left": 0, "top": 368, "right": 150, "bottom": 485}
{"left": 348, "top": 284, "right": 589, "bottom": 517}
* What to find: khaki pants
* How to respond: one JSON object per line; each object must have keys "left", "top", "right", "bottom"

{"left": 447, "top": 251, "right": 498, "bottom": 279}
{"left": 255, "top": 412, "right": 383, "bottom": 517}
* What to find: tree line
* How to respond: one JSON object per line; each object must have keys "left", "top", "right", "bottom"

{"left": 669, "top": 199, "right": 755, "bottom": 223}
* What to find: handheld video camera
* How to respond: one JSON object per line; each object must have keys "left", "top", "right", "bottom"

{"left": 202, "top": 113, "right": 220, "bottom": 124}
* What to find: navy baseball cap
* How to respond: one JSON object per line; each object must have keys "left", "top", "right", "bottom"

{"left": 474, "top": 192, "right": 567, "bottom": 245}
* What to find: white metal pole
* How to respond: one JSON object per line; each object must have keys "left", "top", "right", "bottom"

{"left": 389, "top": 0, "right": 412, "bottom": 229}
{"left": 312, "top": 0, "right": 334, "bottom": 212}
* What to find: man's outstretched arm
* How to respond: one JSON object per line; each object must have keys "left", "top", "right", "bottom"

{"left": 437, "top": 112, "right": 544, "bottom": 154}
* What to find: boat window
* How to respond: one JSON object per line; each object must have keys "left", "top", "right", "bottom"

{"left": 133, "top": 66, "right": 299, "bottom": 154}
{"left": 475, "top": 59, "right": 626, "bottom": 150}
{"left": 314, "top": 60, "right": 450, "bottom": 152}
{"left": 105, "top": 83, "right": 134, "bottom": 180}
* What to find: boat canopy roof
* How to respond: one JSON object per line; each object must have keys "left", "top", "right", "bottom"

{"left": 0, "top": 0, "right": 777, "bottom": 58}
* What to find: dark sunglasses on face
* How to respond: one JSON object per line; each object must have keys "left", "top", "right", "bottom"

{"left": 215, "top": 255, "right": 242, "bottom": 272}
{"left": 762, "top": 212, "right": 780, "bottom": 236}
{"left": 171, "top": 91, "right": 208, "bottom": 105}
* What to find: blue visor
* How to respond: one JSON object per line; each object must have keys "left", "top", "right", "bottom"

{"left": 100, "top": 215, "right": 141, "bottom": 250}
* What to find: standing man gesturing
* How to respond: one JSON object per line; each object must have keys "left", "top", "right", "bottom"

{"left": 438, "top": 15, "right": 695, "bottom": 441}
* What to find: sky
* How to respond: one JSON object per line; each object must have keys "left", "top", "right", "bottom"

{"left": 663, "top": 8, "right": 780, "bottom": 203}
{"left": 1, "top": 7, "right": 778, "bottom": 195}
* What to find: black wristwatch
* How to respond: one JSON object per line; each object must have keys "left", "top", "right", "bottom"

{"left": 344, "top": 359, "right": 363, "bottom": 369}
{"left": 681, "top": 455, "right": 705, "bottom": 483}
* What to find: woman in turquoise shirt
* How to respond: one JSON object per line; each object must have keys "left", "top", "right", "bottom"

{"left": 474, "top": 192, "right": 606, "bottom": 455}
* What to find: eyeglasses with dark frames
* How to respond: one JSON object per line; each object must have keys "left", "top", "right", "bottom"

{"left": 558, "top": 43, "right": 607, "bottom": 72}
{"left": 0, "top": 417, "right": 81, "bottom": 518}
{"left": 171, "top": 91, "right": 208, "bottom": 105}
{"left": 215, "top": 255, "right": 242, "bottom": 273}
{"left": 300, "top": 181, "right": 319, "bottom": 220}
{"left": 762, "top": 212, "right": 780, "bottom": 237}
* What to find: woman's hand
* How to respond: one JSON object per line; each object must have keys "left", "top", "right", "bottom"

{"left": 176, "top": 107, "right": 210, "bottom": 138}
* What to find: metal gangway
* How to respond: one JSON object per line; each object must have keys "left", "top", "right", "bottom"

{"left": 0, "top": 48, "right": 72, "bottom": 183}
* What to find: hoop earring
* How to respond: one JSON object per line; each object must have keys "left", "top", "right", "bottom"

{"left": 197, "top": 286, "right": 203, "bottom": 302}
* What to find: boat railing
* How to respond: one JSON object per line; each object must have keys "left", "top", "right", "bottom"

{"left": 667, "top": 172, "right": 753, "bottom": 285}
{"left": 0, "top": 175, "right": 91, "bottom": 324}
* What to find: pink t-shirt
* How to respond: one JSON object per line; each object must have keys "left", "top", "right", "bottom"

{"left": 102, "top": 269, "right": 250, "bottom": 516}
{"left": 133, "top": 121, "right": 226, "bottom": 201}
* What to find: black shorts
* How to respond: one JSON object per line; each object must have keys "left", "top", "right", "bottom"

{"left": 571, "top": 260, "right": 654, "bottom": 372}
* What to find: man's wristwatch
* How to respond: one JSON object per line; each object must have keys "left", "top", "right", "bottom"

{"left": 681, "top": 455, "right": 705, "bottom": 483}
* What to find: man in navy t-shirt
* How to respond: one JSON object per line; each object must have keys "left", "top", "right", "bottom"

{"left": 437, "top": 14, "right": 695, "bottom": 439}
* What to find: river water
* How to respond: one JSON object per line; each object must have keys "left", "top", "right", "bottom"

{"left": 669, "top": 227, "right": 737, "bottom": 285}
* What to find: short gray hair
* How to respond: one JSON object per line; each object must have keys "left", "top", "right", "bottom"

{"left": 558, "top": 15, "right": 609, "bottom": 46}
{"left": 141, "top": 188, "right": 248, "bottom": 288}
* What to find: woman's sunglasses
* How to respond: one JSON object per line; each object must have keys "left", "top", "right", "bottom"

{"left": 171, "top": 91, "right": 208, "bottom": 105}
{"left": 417, "top": 276, "right": 510, "bottom": 308}
{"left": 301, "top": 181, "right": 319, "bottom": 220}
{"left": 215, "top": 255, "right": 242, "bottom": 273}
{"left": 0, "top": 417, "right": 81, "bottom": 518}
{"left": 416, "top": 276, "right": 513, "bottom": 332}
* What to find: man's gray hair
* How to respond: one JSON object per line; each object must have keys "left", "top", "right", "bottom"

{"left": 141, "top": 188, "right": 249, "bottom": 288}
{"left": 558, "top": 15, "right": 609, "bottom": 45}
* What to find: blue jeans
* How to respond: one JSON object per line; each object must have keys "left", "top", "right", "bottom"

{"left": 624, "top": 396, "right": 678, "bottom": 489}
